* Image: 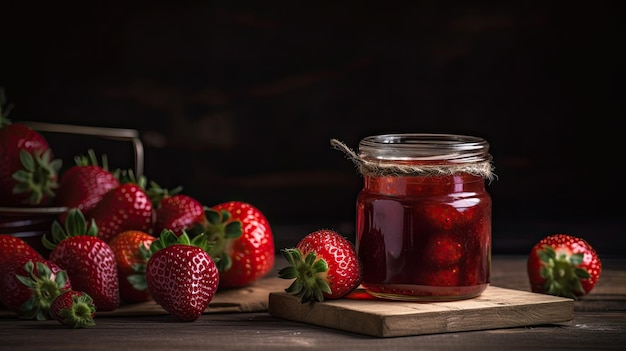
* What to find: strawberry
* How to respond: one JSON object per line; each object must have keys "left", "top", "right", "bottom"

{"left": 153, "top": 194, "right": 206, "bottom": 237}
{"left": 425, "top": 235, "right": 464, "bottom": 268}
{"left": 42, "top": 208, "right": 120, "bottom": 311}
{"left": 191, "top": 201, "right": 274, "bottom": 289}
{"left": 0, "top": 234, "right": 42, "bottom": 266}
{"left": 108, "top": 230, "right": 156, "bottom": 303}
{"left": 88, "top": 182, "right": 154, "bottom": 243}
{"left": 145, "top": 230, "right": 219, "bottom": 321}
{"left": 0, "top": 88, "right": 62, "bottom": 206}
{"left": 279, "top": 229, "right": 362, "bottom": 302}
{"left": 50, "top": 290, "right": 96, "bottom": 328}
{"left": 0, "top": 254, "right": 71, "bottom": 320}
{"left": 527, "top": 233, "right": 602, "bottom": 299}
{"left": 56, "top": 149, "right": 120, "bottom": 220}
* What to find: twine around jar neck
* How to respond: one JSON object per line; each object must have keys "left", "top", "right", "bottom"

{"left": 330, "top": 139, "right": 495, "bottom": 180}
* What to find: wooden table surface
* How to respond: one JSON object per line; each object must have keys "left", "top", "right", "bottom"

{"left": 1, "top": 255, "right": 624, "bottom": 351}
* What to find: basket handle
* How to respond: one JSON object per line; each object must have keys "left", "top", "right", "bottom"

{"left": 21, "top": 121, "right": 144, "bottom": 178}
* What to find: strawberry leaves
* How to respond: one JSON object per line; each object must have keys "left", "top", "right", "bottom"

{"left": 536, "top": 244, "right": 590, "bottom": 298}
{"left": 527, "top": 233, "right": 602, "bottom": 300}
{"left": 11, "top": 149, "right": 62, "bottom": 205}
{"left": 189, "top": 207, "right": 242, "bottom": 272}
{"left": 278, "top": 229, "right": 362, "bottom": 303}
{"left": 279, "top": 248, "right": 332, "bottom": 303}
{"left": 42, "top": 208, "right": 98, "bottom": 251}
{"left": 13, "top": 260, "right": 70, "bottom": 320}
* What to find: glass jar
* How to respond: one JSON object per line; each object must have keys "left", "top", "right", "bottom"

{"left": 332, "top": 134, "right": 494, "bottom": 301}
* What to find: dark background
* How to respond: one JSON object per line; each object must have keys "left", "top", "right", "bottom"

{"left": 1, "top": 2, "right": 623, "bottom": 256}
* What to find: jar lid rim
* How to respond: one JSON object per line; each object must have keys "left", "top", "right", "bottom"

{"left": 360, "top": 133, "right": 488, "bottom": 148}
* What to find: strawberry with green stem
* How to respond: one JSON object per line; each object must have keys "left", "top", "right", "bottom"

{"left": 279, "top": 229, "right": 362, "bottom": 302}
{"left": 144, "top": 230, "right": 219, "bottom": 321}
{"left": 42, "top": 208, "right": 120, "bottom": 311}
{"left": 148, "top": 181, "right": 207, "bottom": 237}
{"left": 0, "top": 254, "right": 71, "bottom": 320}
{"left": 189, "top": 201, "right": 274, "bottom": 289}
{"left": 56, "top": 149, "right": 120, "bottom": 220}
{"left": 50, "top": 290, "right": 96, "bottom": 328}
{"left": 108, "top": 229, "right": 156, "bottom": 303}
{"left": 88, "top": 170, "right": 153, "bottom": 243}
{"left": 527, "top": 233, "right": 602, "bottom": 299}
{"left": 0, "top": 88, "right": 62, "bottom": 206}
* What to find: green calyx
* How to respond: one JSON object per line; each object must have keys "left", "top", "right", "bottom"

{"left": 42, "top": 208, "right": 98, "bottom": 250}
{"left": 186, "top": 207, "right": 242, "bottom": 273}
{"left": 15, "top": 260, "right": 70, "bottom": 320}
{"left": 12, "top": 149, "right": 62, "bottom": 206}
{"left": 149, "top": 229, "right": 215, "bottom": 255}
{"left": 74, "top": 149, "right": 110, "bottom": 169}
{"left": 278, "top": 248, "right": 331, "bottom": 303}
{"left": 145, "top": 180, "right": 183, "bottom": 208}
{"left": 538, "top": 245, "right": 590, "bottom": 299}
{"left": 56, "top": 292, "right": 97, "bottom": 328}
{"left": 127, "top": 242, "right": 153, "bottom": 292}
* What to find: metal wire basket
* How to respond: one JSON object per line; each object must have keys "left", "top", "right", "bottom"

{"left": 1, "top": 121, "right": 144, "bottom": 255}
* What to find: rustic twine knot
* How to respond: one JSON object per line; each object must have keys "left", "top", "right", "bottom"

{"left": 330, "top": 138, "right": 495, "bottom": 180}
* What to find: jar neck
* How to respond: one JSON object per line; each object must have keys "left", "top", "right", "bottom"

{"left": 363, "top": 173, "right": 486, "bottom": 197}
{"left": 354, "top": 134, "right": 494, "bottom": 180}
{"left": 359, "top": 133, "right": 492, "bottom": 164}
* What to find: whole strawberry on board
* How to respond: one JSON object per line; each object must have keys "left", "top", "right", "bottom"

{"left": 42, "top": 208, "right": 120, "bottom": 311}
{"left": 108, "top": 230, "right": 156, "bottom": 303}
{"left": 50, "top": 290, "right": 96, "bottom": 328}
{"left": 0, "top": 255, "right": 71, "bottom": 320}
{"left": 189, "top": 201, "right": 274, "bottom": 289}
{"left": 278, "top": 229, "right": 362, "bottom": 302}
{"left": 0, "top": 88, "right": 62, "bottom": 206}
{"left": 527, "top": 233, "right": 602, "bottom": 300}
{"left": 88, "top": 171, "right": 153, "bottom": 243}
{"left": 145, "top": 230, "right": 219, "bottom": 322}
{"left": 55, "top": 149, "right": 120, "bottom": 221}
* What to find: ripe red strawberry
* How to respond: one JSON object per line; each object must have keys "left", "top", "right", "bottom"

{"left": 420, "top": 203, "right": 477, "bottom": 231}
{"left": 0, "top": 254, "right": 71, "bottom": 319}
{"left": 153, "top": 194, "right": 207, "bottom": 237}
{"left": 108, "top": 230, "right": 156, "bottom": 303}
{"left": 192, "top": 201, "right": 274, "bottom": 289}
{"left": 0, "top": 89, "right": 61, "bottom": 206}
{"left": 42, "top": 208, "right": 120, "bottom": 311}
{"left": 145, "top": 230, "right": 219, "bottom": 321}
{"left": 0, "top": 234, "right": 42, "bottom": 266}
{"left": 279, "top": 229, "right": 362, "bottom": 302}
{"left": 527, "top": 233, "right": 602, "bottom": 299}
{"left": 50, "top": 290, "right": 96, "bottom": 328}
{"left": 89, "top": 182, "right": 153, "bottom": 243}
{"left": 425, "top": 235, "right": 463, "bottom": 268}
{"left": 56, "top": 150, "right": 120, "bottom": 220}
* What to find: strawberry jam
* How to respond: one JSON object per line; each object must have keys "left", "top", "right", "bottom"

{"left": 344, "top": 134, "right": 493, "bottom": 302}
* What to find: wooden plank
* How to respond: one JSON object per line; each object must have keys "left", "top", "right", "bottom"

{"left": 0, "top": 277, "right": 291, "bottom": 318}
{"left": 268, "top": 286, "right": 574, "bottom": 337}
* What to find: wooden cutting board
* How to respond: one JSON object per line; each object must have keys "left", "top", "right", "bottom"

{"left": 268, "top": 285, "right": 574, "bottom": 337}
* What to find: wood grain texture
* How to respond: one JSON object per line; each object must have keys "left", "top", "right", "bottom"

{"left": 0, "top": 277, "right": 291, "bottom": 318}
{"left": 268, "top": 286, "right": 574, "bottom": 337}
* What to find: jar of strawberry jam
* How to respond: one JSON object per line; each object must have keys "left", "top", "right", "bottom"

{"left": 331, "top": 134, "right": 494, "bottom": 301}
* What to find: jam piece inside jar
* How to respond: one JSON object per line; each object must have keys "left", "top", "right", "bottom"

{"left": 356, "top": 173, "right": 491, "bottom": 301}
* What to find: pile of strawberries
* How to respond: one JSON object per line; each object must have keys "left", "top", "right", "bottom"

{"left": 0, "top": 89, "right": 275, "bottom": 326}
